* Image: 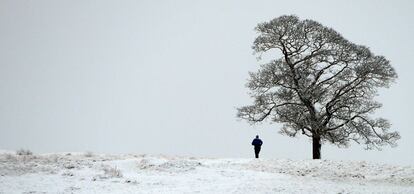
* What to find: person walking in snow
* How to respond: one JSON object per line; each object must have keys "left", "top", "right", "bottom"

{"left": 251, "top": 135, "right": 263, "bottom": 158}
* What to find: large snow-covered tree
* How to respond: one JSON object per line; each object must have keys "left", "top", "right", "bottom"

{"left": 237, "top": 15, "right": 400, "bottom": 159}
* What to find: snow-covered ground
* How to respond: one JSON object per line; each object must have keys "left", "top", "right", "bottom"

{"left": 0, "top": 150, "right": 413, "bottom": 194}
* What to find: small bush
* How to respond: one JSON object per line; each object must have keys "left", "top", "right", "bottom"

{"left": 16, "top": 149, "right": 33, "bottom": 156}
{"left": 4, "top": 153, "right": 16, "bottom": 161}
{"left": 84, "top": 151, "right": 94, "bottom": 157}
{"left": 64, "top": 163, "right": 76, "bottom": 169}
{"left": 103, "top": 166, "right": 123, "bottom": 178}
{"left": 62, "top": 171, "right": 74, "bottom": 177}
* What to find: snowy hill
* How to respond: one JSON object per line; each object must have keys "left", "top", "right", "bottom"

{"left": 0, "top": 151, "right": 413, "bottom": 194}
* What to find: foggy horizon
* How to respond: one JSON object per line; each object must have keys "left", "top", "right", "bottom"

{"left": 1, "top": 0, "right": 413, "bottom": 165}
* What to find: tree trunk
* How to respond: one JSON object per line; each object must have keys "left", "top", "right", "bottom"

{"left": 312, "top": 136, "right": 321, "bottom": 159}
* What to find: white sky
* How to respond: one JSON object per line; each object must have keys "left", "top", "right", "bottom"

{"left": 1, "top": 0, "right": 413, "bottom": 165}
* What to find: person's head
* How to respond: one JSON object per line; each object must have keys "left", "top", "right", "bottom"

{"left": 256, "top": 135, "right": 259, "bottom": 138}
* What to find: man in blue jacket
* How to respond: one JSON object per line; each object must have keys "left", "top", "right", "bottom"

{"left": 251, "top": 135, "right": 263, "bottom": 158}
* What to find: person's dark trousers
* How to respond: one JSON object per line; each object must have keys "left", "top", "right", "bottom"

{"left": 254, "top": 146, "right": 261, "bottom": 158}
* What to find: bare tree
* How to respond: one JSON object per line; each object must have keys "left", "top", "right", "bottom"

{"left": 237, "top": 15, "right": 400, "bottom": 159}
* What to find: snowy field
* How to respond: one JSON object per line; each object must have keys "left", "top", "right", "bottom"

{"left": 0, "top": 150, "right": 413, "bottom": 194}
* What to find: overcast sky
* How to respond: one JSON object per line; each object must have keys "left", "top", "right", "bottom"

{"left": 1, "top": 0, "right": 413, "bottom": 165}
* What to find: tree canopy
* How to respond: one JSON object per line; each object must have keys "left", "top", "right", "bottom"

{"left": 237, "top": 15, "right": 400, "bottom": 159}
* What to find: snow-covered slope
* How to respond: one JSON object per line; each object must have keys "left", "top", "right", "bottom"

{"left": 0, "top": 151, "right": 413, "bottom": 194}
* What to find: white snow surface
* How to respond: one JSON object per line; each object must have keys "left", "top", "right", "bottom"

{"left": 0, "top": 151, "right": 413, "bottom": 194}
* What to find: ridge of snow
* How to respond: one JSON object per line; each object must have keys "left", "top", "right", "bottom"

{"left": 0, "top": 152, "right": 413, "bottom": 193}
